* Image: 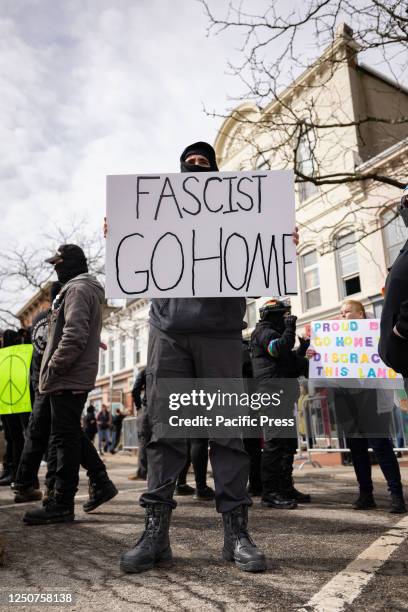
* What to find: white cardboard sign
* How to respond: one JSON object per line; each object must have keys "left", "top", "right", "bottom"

{"left": 309, "top": 319, "right": 402, "bottom": 382}
{"left": 105, "top": 170, "right": 296, "bottom": 298}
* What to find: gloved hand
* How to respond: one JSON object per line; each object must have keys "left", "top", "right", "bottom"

{"left": 284, "top": 315, "right": 297, "bottom": 330}
{"left": 298, "top": 335, "right": 310, "bottom": 349}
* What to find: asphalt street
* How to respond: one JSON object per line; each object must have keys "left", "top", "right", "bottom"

{"left": 1, "top": 456, "right": 408, "bottom": 612}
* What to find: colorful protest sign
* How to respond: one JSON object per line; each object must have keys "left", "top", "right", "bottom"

{"left": 105, "top": 170, "right": 296, "bottom": 298}
{"left": 0, "top": 344, "right": 33, "bottom": 414}
{"left": 309, "top": 319, "right": 402, "bottom": 385}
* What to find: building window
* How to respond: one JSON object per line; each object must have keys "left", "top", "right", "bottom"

{"left": 99, "top": 348, "right": 106, "bottom": 376}
{"left": 108, "top": 338, "right": 115, "bottom": 373}
{"left": 133, "top": 326, "right": 141, "bottom": 365}
{"left": 301, "top": 250, "right": 321, "bottom": 309}
{"left": 120, "top": 334, "right": 126, "bottom": 370}
{"left": 382, "top": 209, "right": 406, "bottom": 267}
{"left": 336, "top": 233, "right": 361, "bottom": 297}
{"left": 245, "top": 300, "right": 258, "bottom": 330}
{"left": 297, "top": 129, "right": 318, "bottom": 203}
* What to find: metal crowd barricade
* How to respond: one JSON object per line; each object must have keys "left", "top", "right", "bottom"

{"left": 122, "top": 416, "right": 139, "bottom": 450}
{"left": 296, "top": 391, "right": 408, "bottom": 470}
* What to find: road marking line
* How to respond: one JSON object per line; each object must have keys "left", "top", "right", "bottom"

{"left": 299, "top": 514, "right": 408, "bottom": 612}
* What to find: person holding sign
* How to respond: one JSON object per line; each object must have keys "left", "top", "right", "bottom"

{"left": 335, "top": 300, "right": 406, "bottom": 513}
{"left": 250, "top": 299, "right": 311, "bottom": 509}
{"left": 119, "top": 142, "right": 299, "bottom": 575}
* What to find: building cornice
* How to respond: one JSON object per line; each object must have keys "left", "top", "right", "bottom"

{"left": 215, "top": 24, "right": 360, "bottom": 166}
{"left": 356, "top": 137, "right": 408, "bottom": 174}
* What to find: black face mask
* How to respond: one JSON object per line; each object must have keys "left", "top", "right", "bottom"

{"left": 264, "top": 312, "right": 286, "bottom": 334}
{"left": 180, "top": 161, "right": 212, "bottom": 173}
{"left": 55, "top": 258, "right": 88, "bottom": 284}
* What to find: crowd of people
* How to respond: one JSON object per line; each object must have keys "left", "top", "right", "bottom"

{"left": 82, "top": 404, "right": 125, "bottom": 455}
{"left": 1, "top": 141, "right": 408, "bottom": 576}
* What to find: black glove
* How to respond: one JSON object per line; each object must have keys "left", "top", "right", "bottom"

{"left": 284, "top": 315, "right": 297, "bottom": 330}
{"left": 298, "top": 336, "right": 310, "bottom": 349}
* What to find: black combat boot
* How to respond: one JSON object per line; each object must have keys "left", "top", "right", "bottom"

{"left": 175, "top": 483, "right": 195, "bottom": 495}
{"left": 390, "top": 494, "right": 407, "bottom": 514}
{"left": 261, "top": 492, "right": 297, "bottom": 509}
{"left": 194, "top": 485, "right": 215, "bottom": 500}
{"left": 83, "top": 471, "right": 118, "bottom": 513}
{"left": 352, "top": 492, "right": 377, "bottom": 510}
{"left": 281, "top": 486, "right": 311, "bottom": 504}
{"left": 120, "top": 504, "right": 173, "bottom": 573}
{"left": 222, "top": 505, "right": 267, "bottom": 572}
{"left": 23, "top": 497, "right": 74, "bottom": 525}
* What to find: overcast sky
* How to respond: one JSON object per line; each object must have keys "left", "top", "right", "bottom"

{"left": 0, "top": 0, "right": 247, "bottom": 261}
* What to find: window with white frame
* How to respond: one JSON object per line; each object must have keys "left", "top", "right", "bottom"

{"left": 382, "top": 208, "right": 406, "bottom": 268}
{"left": 245, "top": 300, "right": 258, "bottom": 329}
{"left": 119, "top": 334, "right": 126, "bottom": 370}
{"left": 297, "top": 129, "right": 318, "bottom": 203}
{"left": 108, "top": 338, "right": 115, "bottom": 373}
{"left": 99, "top": 348, "right": 106, "bottom": 376}
{"left": 133, "top": 326, "right": 141, "bottom": 365}
{"left": 301, "top": 250, "right": 321, "bottom": 309}
{"left": 336, "top": 232, "right": 361, "bottom": 297}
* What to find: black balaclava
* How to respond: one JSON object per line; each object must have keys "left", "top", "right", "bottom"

{"left": 3, "top": 329, "right": 21, "bottom": 347}
{"left": 180, "top": 141, "right": 219, "bottom": 173}
{"left": 264, "top": 312, "right": 286, "bottom": 335}
{"left": 54, "top": 246, "right": 88, "bottom": 285}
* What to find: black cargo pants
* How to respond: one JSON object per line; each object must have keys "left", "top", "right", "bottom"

{"left": 15, "top": 390, "right": 106, "bottom": 496}
{"left": 140, "top": 325, "right": 251, "bottom": 513}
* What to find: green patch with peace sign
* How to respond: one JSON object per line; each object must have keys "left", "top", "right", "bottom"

{"left": 0, "top": 345, "right": 33, "bottom": 414}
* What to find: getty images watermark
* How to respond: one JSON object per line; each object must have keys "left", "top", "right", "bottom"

{"left": 154, "top": 378, "right": 299, "bottom": 438}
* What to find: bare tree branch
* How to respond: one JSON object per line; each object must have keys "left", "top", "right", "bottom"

{"left": 200, "top": 0, "right": 408, "bottom": 252}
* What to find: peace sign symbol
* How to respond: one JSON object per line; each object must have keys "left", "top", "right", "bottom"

{"left": 0, "top": 355, "right": 28, "bottom": 405}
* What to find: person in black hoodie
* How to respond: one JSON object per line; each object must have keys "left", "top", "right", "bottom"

{"left": 251, "top": 299, "right": 311, "bottom": 509}
{"left": 83, "top": 404, "right": 98, "bottom": 443}
{"left": 379, "top": 186, "right": 408, "bottom": 384}
{"left": 121, "top": 142, "right": 274, "bottom": 575}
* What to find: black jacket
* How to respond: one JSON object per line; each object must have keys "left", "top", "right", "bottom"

{"left": 39, "top": 273, "right": 104, "bottom": 393}
{"left": 250, "top": 320, "right": 309, "bottom": 382}
{"left": 132, "top": 368, "right": 147, "bottom": 410}
{"left": 379, "top": 239, "right": 408, "bottom": 375}
{"left": 149, "top": 298, "right": 246, "bottom": 336}
{"left": 30, "top": 309, "right": 49, "bottom": 392}
{"left": 83, "top": 411, "right": 97, "bottom": 435}
{"left": 112, "top": 413, "right": 125, "bottom": 433}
